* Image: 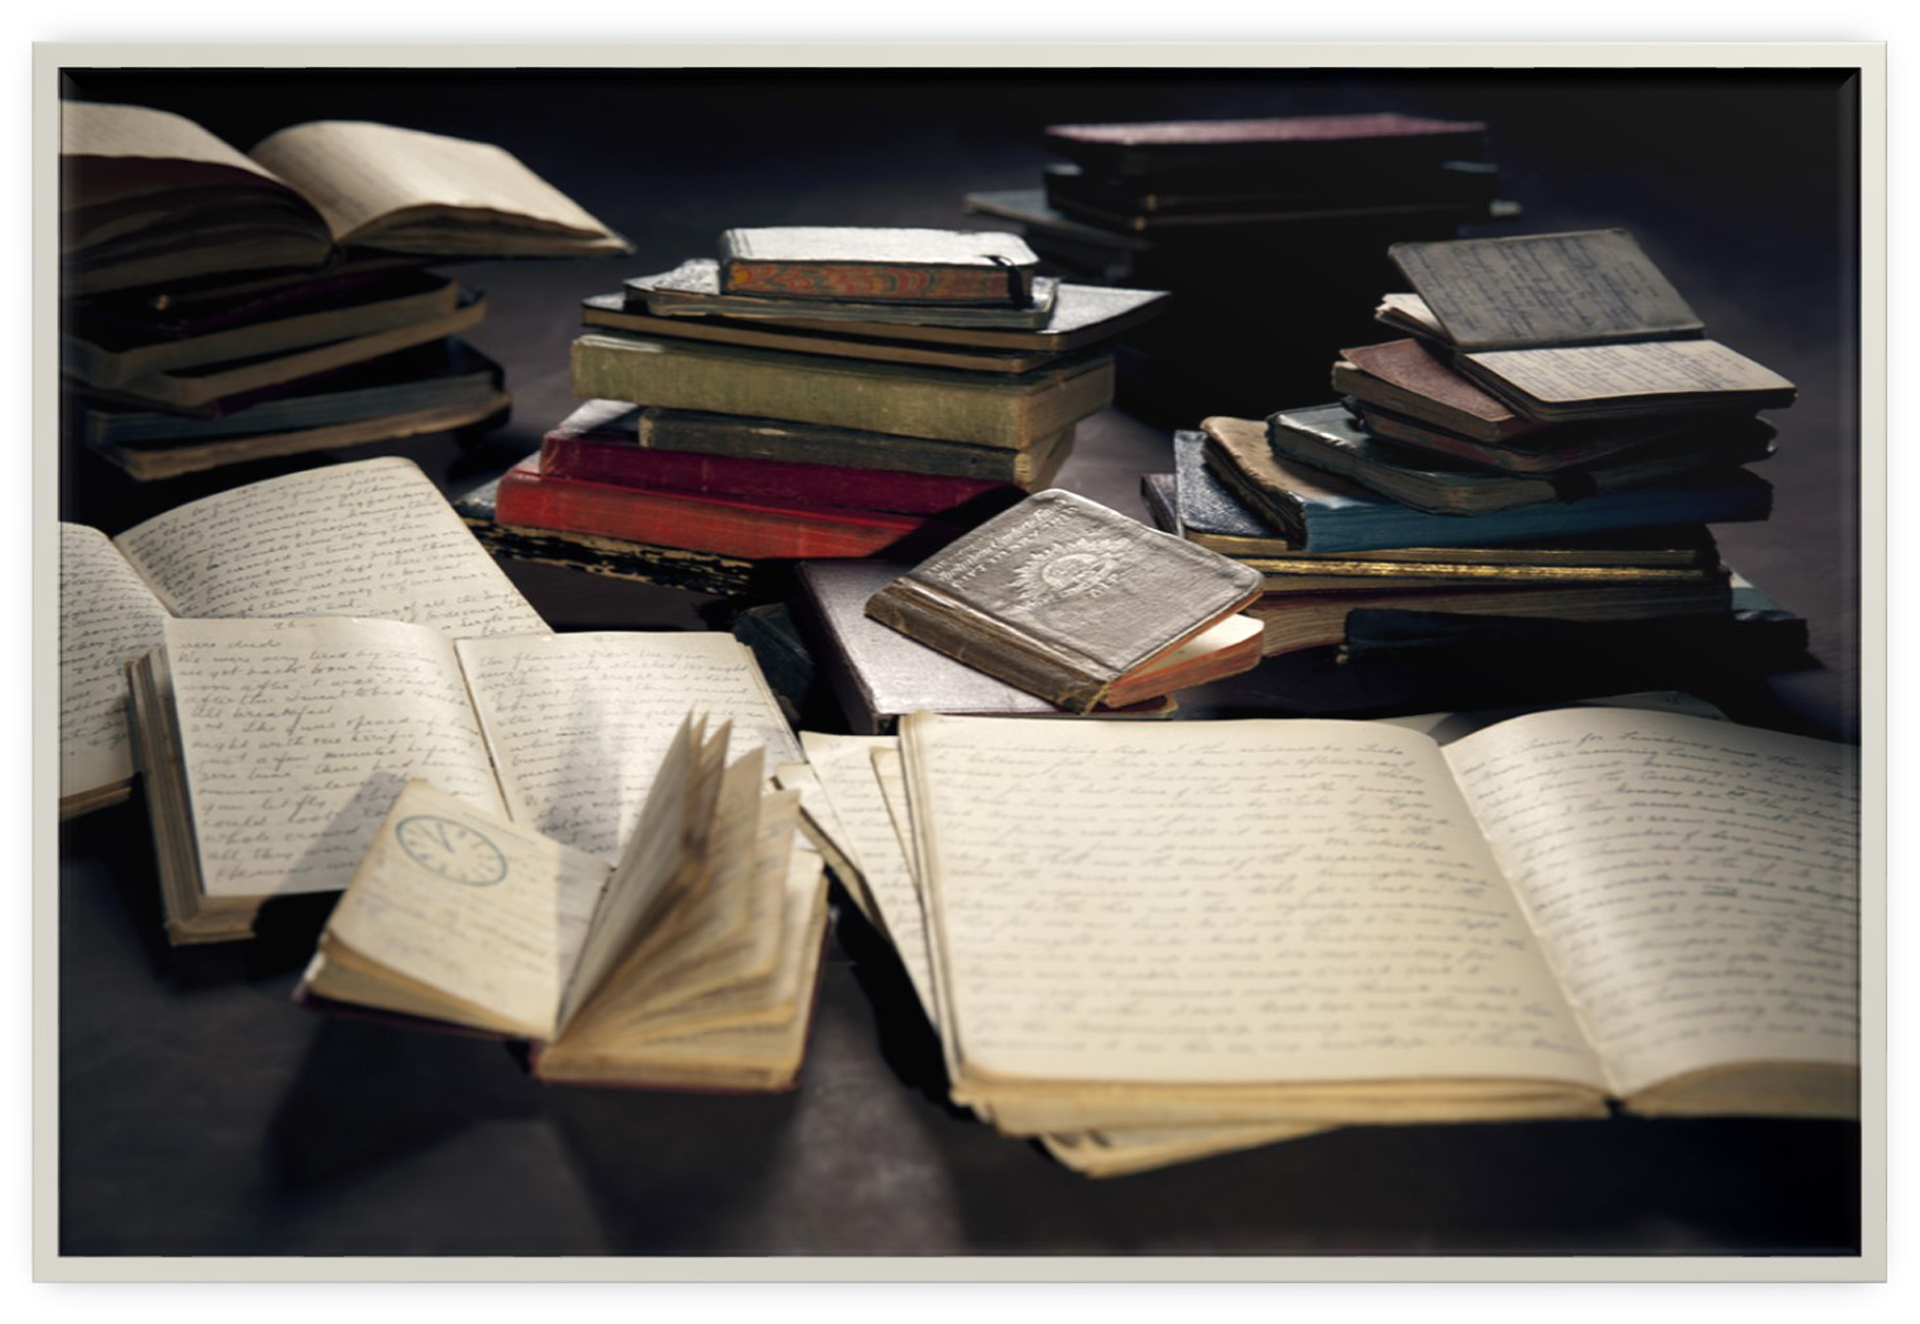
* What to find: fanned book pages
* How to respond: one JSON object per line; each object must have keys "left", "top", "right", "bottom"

{"left": 126, "top": 624, "right": 799, "bottom": 943}
{"left": 898, "top": 709, "right": 1858, "bottom": 1137}
{"left": 61, "top": 102, "right": 629, "bottom": 295}
{"left": 864, "top": 489, "right": 1266, "bottom": 713}
{"left": 57, "top": 457, "right": 546, "bottom": 818}
{"left": 716, "top": 227, "right": 1039, "bottom": 305}
{"left": 297, "top": 718, "right": 829, "bottom": 1092}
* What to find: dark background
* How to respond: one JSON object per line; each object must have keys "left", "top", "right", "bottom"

{"left": 56, "top": 67, "right": 1864, "bottom": 1257}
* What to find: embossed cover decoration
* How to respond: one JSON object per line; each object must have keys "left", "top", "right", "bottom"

{"left": 864, "top": 489, "right": 1263, "bottom": 711}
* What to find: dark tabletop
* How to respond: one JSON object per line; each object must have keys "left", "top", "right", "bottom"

{"left": 54, "top": 65, "right": 1864, "bottom": 1258}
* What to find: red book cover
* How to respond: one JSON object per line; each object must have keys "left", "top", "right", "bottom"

{"left": 541, "top": 401, "right": 1019, "bottom": 516}
{"left": 494, "top": 455, "right": 964, "bottom": 561}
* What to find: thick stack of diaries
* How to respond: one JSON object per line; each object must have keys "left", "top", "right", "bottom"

{"left": 296, "top": 716, "right": 829, "bottom": 1093}
{"left": 1146, "top": 229, "right": 1799, "bottom": 671}
{"left": 964, "top": 113, "right": 1515, "bottom": 420}
{"left": 477, "top": 228, "right": 1165, "bottom": 595}
{"left": 783, "top": 706, "right": 1858, "bottom": 1174}
{"left": 61, "top": 102, "right": 629, "bottom": 479}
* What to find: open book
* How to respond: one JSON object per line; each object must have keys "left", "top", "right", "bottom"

{"left": 128, "top": 622, "right": 800, "bottom": 944}
{"left": 62, "top": 101, "right": 630, "bottom": 295}
{"left": 59, "top": 456, "right": 547, "bottom": 818}
{"left": 889, "top": 706, "right": 1856, "bottom": 1143}
{"left": 297, "top": 716, "right": 828, "bottom": 1093}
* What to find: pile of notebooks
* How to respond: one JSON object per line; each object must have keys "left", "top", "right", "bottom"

{"left": 61, "top": 101, "right": 628, "bottom": 480}
{"left": 965, "top": 112, "right": 1515, "bottom": 421}
{"left": 1143, "top": 229, "right": 1809, "bottom": 690}
{"left": 468, "top": 226, "right": 1167, "bottom": 601}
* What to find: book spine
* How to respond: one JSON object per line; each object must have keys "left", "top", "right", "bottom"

{"left": 864, "top": 578, "right": 1110, "bottom": 713}
{"left": 495, "top": 466, "right": 960, "bottom": 561}
{"left": 721, "top": 258, "right": 1023, "bottom": 305}
{"left": 541, "top": 434, "right": 1011, "bottom": 516}
{"left": 638, "top": 410, "right": 1063, "bottom": 486}
{"left": 570, "top": 334, "right": 1108, "bottom": 448}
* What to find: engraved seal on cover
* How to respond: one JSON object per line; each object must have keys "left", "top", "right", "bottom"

{"left": 395, "top": 814, "right": 509, "bottom": 887}
{"left": 1012, "top": 536, "right": 1129, "bottom": 601}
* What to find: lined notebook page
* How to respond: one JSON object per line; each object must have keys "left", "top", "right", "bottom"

{"left": 113, "top": 457, "right": 547, "bottom": 639}
{"left": 166, "top": 617, "right": 507, "bottom": 899}
{"left": 1445, "top": 708, "right": 1859, "bottom": 1098}
{"left": 457, "top": 632, "right": 800, "bottom": 861}
{"left": 60, "top": 522, "right": 171, "bottom": 798}
{"left": 902, "top": 714, "right": 1604, "bottom": 1089}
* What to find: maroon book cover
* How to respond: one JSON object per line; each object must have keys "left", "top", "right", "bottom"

{"left": 494, "top": 455, "right": 965, "bottom": 561}
{"left": 541, "top": 400, "right": 1021, "bottom": 517}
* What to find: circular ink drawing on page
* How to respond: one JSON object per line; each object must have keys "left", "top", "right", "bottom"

{"left": 395, "top": 815, "right": 509, "bottom": 887}
{"left": 1012, "top": 536, "right": 1129, "bottom": 602}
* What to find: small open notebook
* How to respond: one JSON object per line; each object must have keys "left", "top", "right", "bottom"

{"left": 128, "top": 621, "right": 799, "bottom": 944}
{"left": 299, "top": 718, "right": 828, "bottom": 1092}
{"left": 783, "top": 700, "right": 1858, "bottom": 1176}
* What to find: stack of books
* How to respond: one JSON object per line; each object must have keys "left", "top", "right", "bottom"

{"left": 476, "top": 227, "right": 1166, "bottom": 600}
{"left": 61, "top": 101, "right": 628, "bottom": 480}
{"left": 1142, "top": 229, "right": 1806, "bottom": 681}
{"left": 965, "top": 113, "right": 1514, "bottom": 420}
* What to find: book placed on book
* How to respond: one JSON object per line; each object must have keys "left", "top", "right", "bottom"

{"left": 1042, "top": 159, "right": 1498, "bottom": 222}
{"left": 716, "top": 227, "right": 1038, "bottom": 305}
{"left": 62, "top": 102, "right": 630, "bottom": 295}
{"left": 494, "top": 455, "right": 967, "bottom": 562}
{"left": 1202, "top": 415, "right": 1772, "bottom": 553}
{"left": 1164, "top": 431, "right": 1722, "bottom": 567}
{"left": 898, "top": 707, "right": 1858, "bottom": 1134}
{"left": 632, "top": 407, "right": 1075, "bottom": 489}
{"left": 1333, "top": 338, "right": 1544, "bottom": 445}
{"left": 453, "top": 473, "right": 765, "bottom": 600}
{"left": 864, "top": 489, "right": 1265, "bottom": 712}
{"left": 58, "top": 457, "right": 547, "bottom": 818}
{"left": 296, "top": 716, "right": 828, "bottom": 1093}
{"left": 1042, "top": 112, "right": 1488, "bottom": 179}
{"left": 542, "top": 400, "right": 1027, "bottom": 517}
{"left": 67, "top": 287, "right": 487, "bottom": 412}
{"left": 617, "top": 267, "right": 1166, "bottom": 353}
{"left": 127, "top": 624, "right": 800, "bottom": 944}
{"left": 1374, "top": 230, "right": 1797, "bottom": 422}
{"left": 792, "top": 560, "right": 1176, "bottom": 734}
{"left": 570, "top": 333, "right": 1113, "bottom": 450}
{"left": 633, "top": 259, "right": 1059, "bottom": 330}
{"left": 1267, "top": 403, "right": 1776, "bottom": 516}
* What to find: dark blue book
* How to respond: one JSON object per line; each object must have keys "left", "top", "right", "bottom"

{"left": 1198, "top": 415, "right": 1771, "bottom": 554}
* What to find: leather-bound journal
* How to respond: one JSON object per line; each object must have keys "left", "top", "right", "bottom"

{"left": 863, "top": 489, "right": 1265, "bottom": 713}
{"left": 716, "top": 227, "right": 1038, "bottom": 305}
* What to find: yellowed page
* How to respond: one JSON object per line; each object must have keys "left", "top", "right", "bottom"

{"left": 112, "top": 457, "right": 546, "bottom": 639}
{"left": 60, "top": 523, "right": 171, "bottom": 799}
{"left": 166, "top": 617, "right": 508, "bottom": 900}
{"left": 319, "top": 780, "right": 607, "bottom": 1039}
{"left": 1443, "top": 707, "right": 1859, "bottom": 1098}
{"left": 455, "top": 632, "right": 800, "bottom": 861}
{"left": 901, "top": 713, "right": 1605, "bottom": 1091}
{"left": 249, "top": 120, "right": 618, "bottom": 246}
{"left": 62, "top": 101, "right": 280, "bottom": 183}
{"left": 774, "top": 759, "right": 876, "bottom": 922}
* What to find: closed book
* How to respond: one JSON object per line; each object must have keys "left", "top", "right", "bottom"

{"left": 1041, "top": 159, "right": 1498, "bottom": 219}
{"left": 1344, "top": 400, "right": 1757, "bottom": 477}
{"left": 542, "top": 401, "right": 1024, "bottom": 517}
{"left": 864, "top": 489, "right": 1265, "bottom": 712}
{"left": 570, "top": 332, "right": 1113, "bottom": 449}
{"left": 717, "top": 227, "right": 1038, "bottom": 305}
{"left": 1267, "top": 404, "right": 1775, "bottom": 517}
{"left": 1201, "top": 416, "right": 1772, "bottom": 554}
{"left": 1042, "top": 112, "right": 1488, "bottom": 179}
{"left": 1169, "top": 430, "right": 1720, "bottom": 568}
{"left": 494, "top": 456, "right": 965, "bottom": 561}
{"left": 634, "top": 259, "right": 1059, "bottom": 330}
{"left": 621, "top": 264, "right": 1166, "bottom": 351}
{"left": 1456, "top": 340, "right": 1798, "bottom": 423}
{"left": 1334, "top": 338, "right": 1543, "bottom": 444}
{"left": 636, "top": 407, "right": 1074, "bottom": 488}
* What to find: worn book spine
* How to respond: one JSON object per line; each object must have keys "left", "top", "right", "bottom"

{"left": 638, "top": 409, "right": 1074, "bottom": 487}
{"left": 720, "top": 257, "right": 1026, "bottom": 305}
{"left": 495, "top": 461, "right": 964, "bottom": 561}
{"left": 570, "top": 333, "right": 1111, "bottom": 448}
{"left": 542, "top": 431, "right": 1018, "bottom": 517}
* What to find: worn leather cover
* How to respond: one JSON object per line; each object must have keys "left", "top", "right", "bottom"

{"left": 1337, "top": 338, "right": 1535, "bottom": 440}
{"left": 634, "top": 259, "right": 1058, "bottom": 330}
{"left": 718, "top": 227, "right": 1037, "bottom": 304}
{"left": 863, "top": 489, "right": 1262, "bottom": 712}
